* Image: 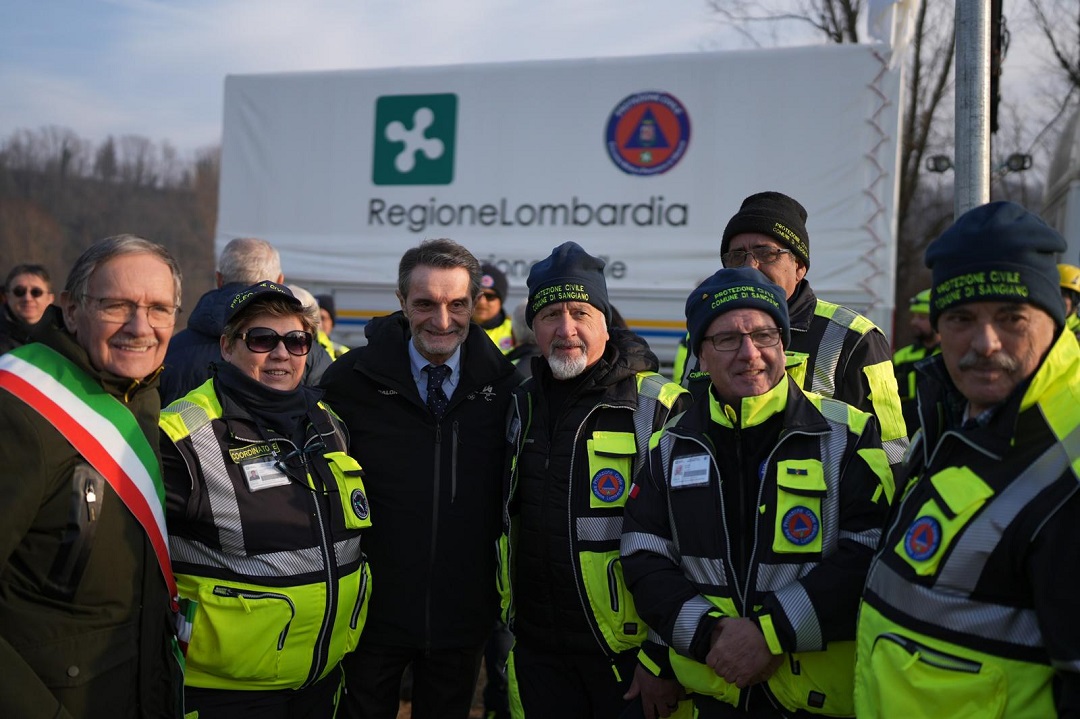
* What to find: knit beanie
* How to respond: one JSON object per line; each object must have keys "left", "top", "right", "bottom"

{"left": 480, "top": 263, "right": 509, "bottom": 303}
{"left": 526, "top": 242, "right": 611, "bottom": 327}
{"left": 925, "top": 201, "right": 1066, "bottom": 328}
{"left": 315, "top": 294, "right": 336, "bottom": 323}
{"left": 721, "top": 191, "right": 810, "bottom": 268}
{"left": 909, "top": 289, "right": 931, "bottom": 316}
{"left": 685, "top": 267, "right": 791, "bottom": 355}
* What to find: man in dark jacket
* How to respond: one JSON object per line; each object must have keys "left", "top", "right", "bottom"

{"left": 622, "top": 267, "right": 892, "bottom": 717}
{"left": 686, "top": 192, "right": 907, "bottom": 468}
{"left": 0, "top": 263, "right": 55, "bottom": 354}
{"left": 0, "top": 235, "right": 184, "bottom": 718}
{"left": 320, "top": 238, "right": 519, "bottom": 719}
{"left": 160, "top": 237, "right": 331, "bottom": 404}
{"left": 501, "top": 242, "right": 691, "bottom": 719}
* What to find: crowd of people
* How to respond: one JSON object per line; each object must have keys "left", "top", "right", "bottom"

{"left": 0, "top": 192, "right": 1077, "bottom": 719}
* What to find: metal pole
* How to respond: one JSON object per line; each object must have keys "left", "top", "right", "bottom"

{"left": 954, "top": 0, "right": 991, "bottom": 217}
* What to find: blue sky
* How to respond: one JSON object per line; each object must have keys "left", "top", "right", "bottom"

{"left": 0, "top": 0, "right": 736, "bottom": 156}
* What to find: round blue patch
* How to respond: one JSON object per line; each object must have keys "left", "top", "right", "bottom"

{"left": 904, "top": 516, "right": 941, "bottom": 561}
{"left": 604, "top": 91, "right": 691, "bottom": 176}
{"left": 592, "top": 468, "right": 626, "bottom": 503}
{"left": 350, "top": 488, "right": 370, "bottom": 520}
{"left": 781, "top": 506, "right": 820, "bottom": 546}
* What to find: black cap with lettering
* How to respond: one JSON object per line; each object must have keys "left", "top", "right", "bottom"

{"left": 525, "top": 242, "right": 611, "bottom": 328}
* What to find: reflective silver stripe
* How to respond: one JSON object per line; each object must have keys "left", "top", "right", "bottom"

{"left": 815, "top": 401, "right": 848, "bottom": 556}
{"left": 866, "top": 561, "right": 1044, "bottom": 648}
{"left": 633, "top": 393, "right": 659, "bottom": 479}
{"left": 773, "top": 579, "right": 823, "bottom": 652}
{"left": 1053, "top": 658, "right": 1080, "bottom": 672}
{"left": 172, "top": 534, "right": 363, "bottom": 578}
{"left": 840, "top": 527, "right": 881, "bottom": 549}
{"left": 647, "top": 627, "right": 668, "bottom": 646}
{"left": 621, "top": 531, "right": 680, "bottom": 565}
{"left": 682, "top": 555, "right": 728, "bottom": 588}
{"left": 755, "top": 561, "right": 815, "bottom": 592}
{"left": 937, "top": 423, "right": 1080, "bottom": 593}
{"left": 882, "top": 436, "right": 909, "bottom": 466}
{"left": 810, "top": 313, "right": 852, "bottom": 398}
{"left": 576, "top": 515, "right": 623, "bottom": 542}
{"left": 673, "top": 595, "right": 715, "bottom": 654}
{"left": 190, "top": 421, "right": 246, "bottom": 555}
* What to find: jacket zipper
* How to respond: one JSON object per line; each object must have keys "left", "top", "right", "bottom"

{"left": 351, "top": 560, "right": 369, "bottom": 630}
{"left": 427, "top": 422, "right": 442, "bottom": 652}
{"left": 213, "top": 586, "right": 296, "bottom": 649}
{"left": 606, "top": 557, "right": 620, "bottom": 613}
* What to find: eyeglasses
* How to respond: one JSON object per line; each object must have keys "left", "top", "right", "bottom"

{"left": 478, "top": 291, "right": 500, "bottom": 301}
{"left": 82, "top": 296, "right": 179, "bottom": 328}
{"left": 721, "top": 247, "right": 793, "bottom": 268}
{"left": 11, "top": 286, "right": 46, "bottom": 298}
{"left": 703, "top": 328, "right": 782, "bottom": 352}
{"left": 239, "top": 327, "right": 313, "bottom": 356}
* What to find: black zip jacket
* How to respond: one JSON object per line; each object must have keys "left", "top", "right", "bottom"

{"left": 320, "top": 312, "right": 519, "bottom": 649}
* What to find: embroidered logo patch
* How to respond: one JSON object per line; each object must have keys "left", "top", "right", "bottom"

{"left": 781, "top": 506, "right": 819, "bottom": 546}
{"left": 904, "top": 516, "right": 941, "bottom": 561}
{"left": 351, "top": 489, "right": 370, "bottom": 520}
{"left": 592, "top": 468, "right": 626, "bottom": 503}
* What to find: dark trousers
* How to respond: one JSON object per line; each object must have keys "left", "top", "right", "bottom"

{"left": 342, "top": 642, "right": 485, "bottom": 719}
{"left": 508, "top": 641, "right": 638, "bottom": 719}
{"left": 184, "top": 666, "right": 342, "bottom": 719}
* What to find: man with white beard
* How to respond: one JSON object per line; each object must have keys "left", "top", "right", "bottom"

{"left": 499, "top": 242, "right": 693, "bottom": 718}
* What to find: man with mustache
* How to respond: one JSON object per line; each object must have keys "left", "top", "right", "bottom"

{"left": 855, "top": 202, "right": 1080, "bottom": 717}
{"left": 500, "top": 242, "right": 692, "bottom": 718}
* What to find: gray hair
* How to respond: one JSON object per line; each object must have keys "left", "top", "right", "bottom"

{"left": 217, "top": 237, "right": 282, "bottom": 285}
{"left": 286, "top": 284, "right": 323, "bottom": 330}
{"left": 511, "top": 301, "right": 536, "bottom": 345}
{"left": 397, "top": 238, "right": 481, "bottom": 301}
{"left": 65, "top": 235, "right": 182, "bottom": 307}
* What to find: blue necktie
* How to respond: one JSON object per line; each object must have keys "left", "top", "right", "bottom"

{"left": 426, "top": 364, "right": 451, "bottom": 419}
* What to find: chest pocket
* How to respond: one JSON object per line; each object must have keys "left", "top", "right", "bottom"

{"left": 894, "top": 465, "right": 992, "bottom": 576}
{"left": 587, "top": 431, "right": 635, "bottom": 509}
{"left": 324, "top": 451, "right": 372, "bottom": 530}
{"left": 773, "top": 459, "right": 826, "bottom": 554}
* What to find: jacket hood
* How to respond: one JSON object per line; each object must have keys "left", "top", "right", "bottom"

{"left": 786, "top": 280, "right": 816, "bottom": 332}
{"left": 186, "top": 283, "right": 247, "bottom": 337}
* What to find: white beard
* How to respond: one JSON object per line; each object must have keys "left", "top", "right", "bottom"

{"left": 547, "top": 350, "right": 588, "bottom": 379}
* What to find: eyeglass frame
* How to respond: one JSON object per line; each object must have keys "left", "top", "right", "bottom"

{"left": 477, "top": 290, "right": 501, "bottom": 301}
{"left": 702, "top": 327, "right": 783, "bottom": 352}
{"left": 80, "top": 295, "right": 180, "bottom": 328}
{"left": 11, "top": 286, "right": 48, "bottom": 298}
{"left": 237, "top": 327, "right": 313, "bottom": 356}
{"left": 721, "top": 247, "right": 794, "bottom": 268}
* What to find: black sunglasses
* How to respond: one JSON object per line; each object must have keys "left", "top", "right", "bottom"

{"left": 12, "top": 286, "right": 46, "bottom": 298}
{"left": 239, "top": 327, "right": 313, "bottom": 356}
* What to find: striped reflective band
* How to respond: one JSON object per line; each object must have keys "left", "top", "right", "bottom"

{"left": 621, "top": 530, "right": 680, "bottom": 565}
{"left": 866, "top": 561, "right": 1043, "bottom": 648}
{"left": 173, "top": 535, "right": 363, "bottom": 578}
{"left": 0, "top": 346, "right": 175, "bottom": 601}
{"left": 577, "top": 515, "right": 623, "bottom": 542}
{"left": 673, "top": 594, "right": 716, "bottom": 654}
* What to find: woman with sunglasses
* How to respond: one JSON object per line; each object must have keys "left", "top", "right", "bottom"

{"left": 159, "top": 281, "right": 372, "bottom": 719}
{"left": 0, "top": 263, "right": 56, "bottom": 354}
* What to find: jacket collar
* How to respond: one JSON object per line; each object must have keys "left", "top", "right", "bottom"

{"left": 786, "top": 280, "right": 817, "bottom": 332}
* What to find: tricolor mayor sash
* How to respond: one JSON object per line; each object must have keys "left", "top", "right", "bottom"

{"left": 0, "top": 345, "right": 184, "bottom": 628}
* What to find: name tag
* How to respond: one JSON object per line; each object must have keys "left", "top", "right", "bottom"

{"left": 242, "top": 459, "right": 292, "bottom": 492}
{"left": 671, "top": 454, "right": 711, "bottom": 489}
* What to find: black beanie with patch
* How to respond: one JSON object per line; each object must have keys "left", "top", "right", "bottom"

{"left": 925, "top": 201, "right": 1066, "bottom": 329}
{"left": 721, "top": 191, "right": 810, "bottom": 268}
{"left": 526, "top": 242, "right": 611, "bottom": 328}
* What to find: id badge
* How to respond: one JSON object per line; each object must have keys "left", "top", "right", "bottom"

{"left": 242, "top": 459, "right": 291, "bottom": 492}
{"left": 671, "top": 454, "right": 711, "bottom": 489}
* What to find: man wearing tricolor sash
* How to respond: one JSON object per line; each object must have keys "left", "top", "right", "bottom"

{"left": 0, "top": 235, "right": 184, "bottom": 718}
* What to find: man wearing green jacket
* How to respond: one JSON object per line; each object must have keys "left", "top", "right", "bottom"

{"left": 0, "top": 235, "right": 184, "bottom": 718}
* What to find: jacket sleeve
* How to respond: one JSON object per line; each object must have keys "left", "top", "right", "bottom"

{"left": 839, "top": 327, "right": 909, "bottom": 469}
{"left": 1029, "top": 489, "right": 1080, "bottom": 714}
{"left": 755, "top": 414, "right": 892, "bottom": 653}
{"left": 0, "top": 399, "right": 77, "bottom": 719}
{"left": 622, "top": 432, "right": 720, "bottom": 666}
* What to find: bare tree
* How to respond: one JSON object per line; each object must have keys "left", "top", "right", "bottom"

{"left": 707, "top": 0, "right": 957, "bottom": 342}
{"left": 1030, "top": 0, "right": 1080, "bottom": 93}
